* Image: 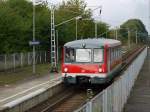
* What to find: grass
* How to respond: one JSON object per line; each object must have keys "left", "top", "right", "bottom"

{"left": 0, "top": 63, "right": 59, "bottom": 86}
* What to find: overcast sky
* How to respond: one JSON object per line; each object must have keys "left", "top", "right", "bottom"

{"left": 49, "top": 0, "right": 150, "bottom": 33}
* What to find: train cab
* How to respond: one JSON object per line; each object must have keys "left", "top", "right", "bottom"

{"left": 62, "top": 38, "right": 122, "bottom": 84}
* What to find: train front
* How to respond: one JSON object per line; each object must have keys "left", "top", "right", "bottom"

{"left": 61, "top": 39, "right": 108, "bottom": 84}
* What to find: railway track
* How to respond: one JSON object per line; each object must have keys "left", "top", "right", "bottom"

{"left": 49, "top": 91, "right": 86, "bottom": 112}
{"left": 27, "top": 46, "right": 145, "bottom": 112}
{"left": 122, "top": 46, "right": 145, "bottom": 69}
{"left": 27, "top": 84, "right": 106, "bottom": 112}
{"left": 48, "top": 85, "right": 107, "bottom": 112}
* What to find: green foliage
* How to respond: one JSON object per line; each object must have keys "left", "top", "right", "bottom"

{"left": 120, "top": 19, "right": 148, "bottom": 44}
{"left": 0, "top": 0, "right": 32, "bottom": 53}
{"left": 0, "top": 0, "right": 109, "bottom": 53}
{"left": 55, "top": 0, "right": 109, "bottom": 44}
{"left": 0, "top": 0, "right": 50, "bottom": 53}
{"left": 55, "top": 0, "right": 92, "bottom": 44}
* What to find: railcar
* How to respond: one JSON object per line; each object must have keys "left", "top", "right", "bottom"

{"left": 61, "top": 38, "right": 122, "bottom": 84}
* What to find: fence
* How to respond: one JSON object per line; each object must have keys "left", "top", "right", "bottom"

{"left": 75, "top": 47, "right": 147, "bottom": 112}
{"left": 0, "top": 51, "right": 49, "bottom": 71}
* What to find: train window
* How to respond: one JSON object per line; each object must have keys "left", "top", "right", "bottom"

{"left": 112, "top": 48, "right": 114, "bottom": 61}
{"left": 113, "top": 48, "right": 116, "bottom": 60}
{"left": 94, "top": 49, "right": 103, "bottom": 62}
{"left": 65, "top": 48, "right": 75, "bottom": 63}
{"left": 76, "top": 49, "right": 91, "bottom": 62}
{"left": 115, "top": 49, "right": 116, "bottom": 60}
{"left": 117, "top": 48, "right": 119, "bottom": 58}
{"left": 119, "top": 48, "right": 121, "bottom": 57}
{"left": 110, "top": 48, "right": 112, "bottom": 63}
{"left": 116, "top": 49, "right": 118, "bottom": 58}
{"left": 118, "top": 48, "right": 120, "bottom": 58}
{"left": 113, "top": 49, "right": 115, "bottom": 60}
{"left": 115, "top": 48, "right": 117, "bottom": 60}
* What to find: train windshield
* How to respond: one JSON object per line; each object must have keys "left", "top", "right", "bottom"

{"left": 94, "top": 49, "right": 103, "bottom": 62}
{"left": 65, "top": 48, "right": 103, "bottom": 63}
{"left": 76, "top": 49, "right": 92, "bottom": 62}
{"left": 65, "top": 48, "right": 75, "bottom": 63}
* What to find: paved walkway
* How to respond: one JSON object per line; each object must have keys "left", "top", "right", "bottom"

{"left": 124, "top": 48, "right": 150, "bottom": 112}
{"left": 0, "top": 73, "right": 61, "bottom": 108}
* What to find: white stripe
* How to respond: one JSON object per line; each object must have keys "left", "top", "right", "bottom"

{"left": 3, "top": 88, "right": 46, "bottom": 108}
{"left": 0, "top": 76, "right": 62, "bottom": 103}
{"left": 62, "top": 73, "right": 107, "bottom": 78}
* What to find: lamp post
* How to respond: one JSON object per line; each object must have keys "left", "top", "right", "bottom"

{"left": 32, "top": 0, "right": 46, "bottom": 74}
{"left": 95, "top": 21, "right": 98, "bottom": 38}
{"left": 76, "top": 18, "right": 78, "bottom": 40}
{"left": 32, "top": 0, "right": 36, "bottom": 74}
{"left": 127, "top": 29, "right": 131, "bottom": 48}
{"left": 136, "top": 30, "right": 138, "bottom": 44}
{"left": 115, "top": 27, "right": 118, "bottom": 40}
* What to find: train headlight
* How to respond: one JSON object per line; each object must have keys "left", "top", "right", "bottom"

{"left": 64, "top": 68, "right": 68, "bottom": 72}
{"left": 98, "top": 68, "right": 102, "bottom": 73}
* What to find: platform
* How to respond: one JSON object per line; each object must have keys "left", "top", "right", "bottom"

{"left": 124, "top": 48, "right": 150, "bottom": 112}
{"left": 0, "top": 73, "right": 61, "bottom": 108}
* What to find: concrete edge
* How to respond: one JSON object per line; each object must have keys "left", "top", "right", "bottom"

{"left": 0, "top": 81, "right": 64, "bottom": 112}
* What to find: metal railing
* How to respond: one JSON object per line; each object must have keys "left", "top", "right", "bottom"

{"left": 75, "top": 47, "right": 147, "bottom": 112}
{"left": 0, "top": 51, "right": 48, "bottom": 71}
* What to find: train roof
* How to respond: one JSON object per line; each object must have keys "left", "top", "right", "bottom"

{"left": 64, "top": 38, "right": 121, "bottom": 48}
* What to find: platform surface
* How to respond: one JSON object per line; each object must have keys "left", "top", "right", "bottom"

{"left": 0, "top": 73, "right": 61, "bottom": 108}
{"left": 124, "top": 48, "right": 150, "bottom": 112}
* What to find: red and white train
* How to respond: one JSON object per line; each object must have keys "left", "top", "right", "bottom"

{"left": 61, "top": 38, "right": 122, "bottom": 84}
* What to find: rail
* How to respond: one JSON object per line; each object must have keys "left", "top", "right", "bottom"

{"left": 75, "top": 47, "right": 147, "bottom": 112}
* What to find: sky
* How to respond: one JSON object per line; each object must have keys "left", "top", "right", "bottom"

{"left": 48, "top": 0, "right": 150, "bottom": 34}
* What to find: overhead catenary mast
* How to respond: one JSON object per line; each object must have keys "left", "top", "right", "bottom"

{"left": 50, "top": 6, "right": 58, "bottom": 72}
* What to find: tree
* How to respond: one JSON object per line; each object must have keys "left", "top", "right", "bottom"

{"left": 0, "top": 0, "right": 51, "bottom": 53}
{"left": 0, "top": 0, "right": 109, "bottom": 53}
{"left": 54, "top": 0, "right": 109, "bottom": 44}
{"left": 55, "top": 0, "right": 92, "bottom": 44}
{"left": 120, "top": 19, "right": 148, "bottom": 44}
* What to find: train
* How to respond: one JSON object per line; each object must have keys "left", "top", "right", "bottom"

{"left": 61, "top": 38, "right": 122, "bottom": 84}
